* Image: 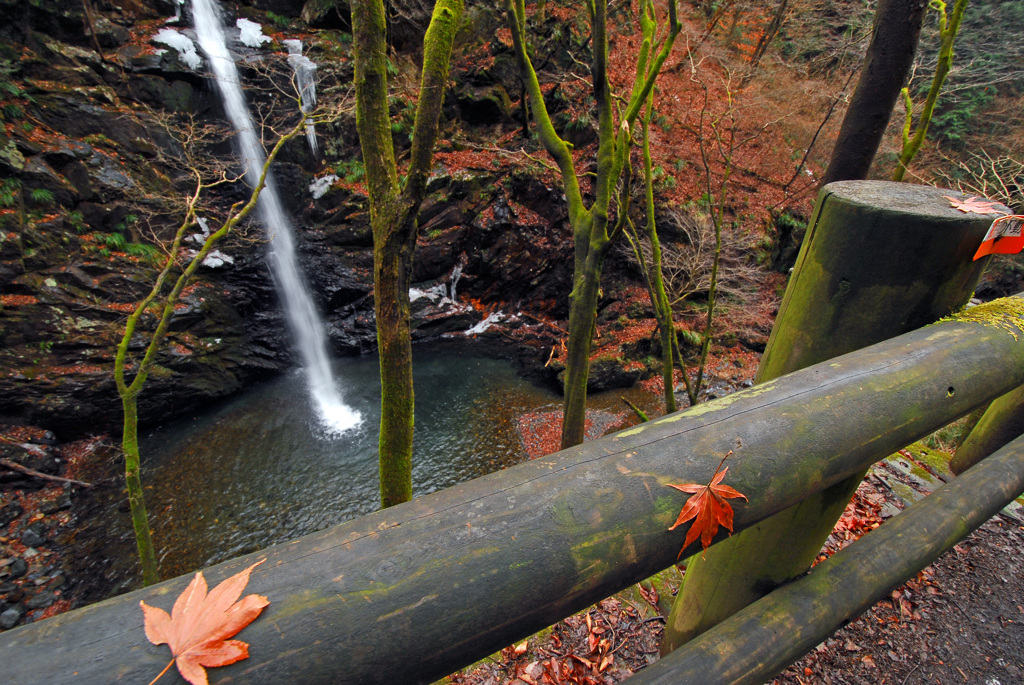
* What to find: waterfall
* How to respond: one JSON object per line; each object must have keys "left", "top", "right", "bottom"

{"left": 190, "top": 0, "right": 360, "bottom": 434}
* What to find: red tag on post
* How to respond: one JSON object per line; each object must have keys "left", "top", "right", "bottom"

{"left": 974, "top": 215, "right": 1024, "bottom": 260}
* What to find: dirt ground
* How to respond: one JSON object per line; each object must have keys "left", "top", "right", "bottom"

{"left": 773, "top": 505, "right": 1024, "bottom": 685}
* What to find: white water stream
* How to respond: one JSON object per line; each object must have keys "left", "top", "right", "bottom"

{"left": 190, "top": 0, "right": 360, "bottom": 434}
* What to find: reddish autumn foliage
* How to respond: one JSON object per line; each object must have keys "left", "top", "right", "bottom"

{"left": 666, "top": 452, "right": 747, "bottom": 557}
{"left": 0, "top": 294, "right": 39, "bottom": 306}
{"left": 140, "top": 560, "right": 269, "bottom": 685}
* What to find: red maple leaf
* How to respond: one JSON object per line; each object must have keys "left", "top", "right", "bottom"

{"left": 943, "top": 195, "right": 1006, "bottom": 215}
{"left": 141, "top": 560, "right": 269, "bottom": 685}
{"left": 666, "top": 452, "right": 747, "bottom": 558}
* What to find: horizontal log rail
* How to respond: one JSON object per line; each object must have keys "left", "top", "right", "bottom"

{"left": 629, "top": 432, "right": 1024, "bottom": 684}
{"left": 2, "top": 299, "right": 1024, "bottom": 683}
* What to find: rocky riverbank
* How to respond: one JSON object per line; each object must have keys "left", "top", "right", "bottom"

{"left": 0, "top": 426, "right": 107, "bottom": 631}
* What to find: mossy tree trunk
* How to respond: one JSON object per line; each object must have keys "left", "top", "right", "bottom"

{"left": 641, "top": 106, "right": 677, "bottom": 414}
{"left": 662, "top": 180, "right": 1003, "bottom": 652}
{"left": 892, "top": 0, "right": 968, "bottom": 181}
{"left": 113, "top": 120, "right": 306, "bottom": 585}
{"left": 624, "top": 95, "right": 690, "bottom": 413}
{"left": 351, "top": 0, "right": 463, "bottom": 508}
{"left": 507, "top": 0, "right": 680, "bottom": 448}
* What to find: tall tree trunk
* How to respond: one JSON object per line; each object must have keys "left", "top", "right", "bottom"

{"left": 642, "top": 111, "right": 677, "bottom": 414}
{"left": 374, "top": 207, "right": 417, "bottom": 507}
{"left": 507, "top": 0, "right": 679, "bottom": 449}
{"left": 819, "top": 0, "right": 928, "bottom": 186}
{"left": 748, "top": 0, "right": 789, "bottom": 71}
{"left": 120, "top": 393, "right": 158, "bottom": 586}
{"left": 352, "top": 0, "right": 463, "bottom": 507}
{"left": 561, "top": 235, "right": 608, "bottom": 448}
{"left": 111, "top": 106, "right": 308, "bottom": 586}
{"left": 892, "top": 0, "right": 969, "bottom": 181}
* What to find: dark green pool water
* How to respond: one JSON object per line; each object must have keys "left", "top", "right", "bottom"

{"left": 134, "top": 348, "right": 560, "bottom": 578}
{"left": 75, "top": 346, "right": 660, "bottom": 595}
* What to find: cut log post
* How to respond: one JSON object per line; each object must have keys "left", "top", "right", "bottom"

{"left": 663, "top": 181, "right": 1007, "bottom": 652}
{"left": 950, "top": 382, "right": 1024, "bottom": 474}
{"left": 628, "top": 432, "right": 1024, "bottom": 685}
{"left": 1, "top": 299, "right": 1024, "bottom": 684}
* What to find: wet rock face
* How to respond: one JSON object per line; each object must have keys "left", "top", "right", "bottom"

{"left": 458, "top": 181, "right": 573, "bottom": 317}
{"left": 0, "top": 0, "right": 578, "bottom": 437}
{"left": 0, "top": 0, "right": 303, "bottom": 435}
{"left": 548, "top": 356, "right": 645, "bottom": 394}
{"left": 0, "top": 264, "right": 295, "bottom": 434}
{"left": 405, "top": 173, "right": 573, "bottom": 318}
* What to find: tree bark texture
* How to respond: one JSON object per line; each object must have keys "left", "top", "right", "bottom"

{"left": 663, "top": 180, "right": 1005, "bottom": 652}
{"left": 351, "top": 0, "right": 463, "bottom": 508}
{"left": 373, "top": 209, "right": 417, "bottom": 506}
{"left": 6, "top": 300, "right": 1024, "bottom": 683}
{"left": 120, "top": 393, "right": 158, "bottom": 586}
{"left": 820, "top": 0, "right": 927, "bottom": 186}
{"left": 630, "top": 432, "right": 1024, "bottom": 685}
{"left": 558, "top": 0, "right": 617, "bottom": 449}
{"left": 561, "top": 234, "right": 609, "bottom": 448}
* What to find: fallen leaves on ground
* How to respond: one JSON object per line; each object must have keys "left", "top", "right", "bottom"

{"left": 666, "top": 452, "right": 747, "bottom": 557}
{"left": 447, "top": 596, "right": 662, "bottom": 685}
{"left": 140, "top": 559, "right": 269, "bottom": 685}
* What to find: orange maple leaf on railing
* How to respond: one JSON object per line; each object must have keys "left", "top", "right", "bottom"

{"left": 140, "top": 560, "right": 269, "bottom": 685}
{"left": 666, "top": 451, "right": 747, "bottom": 558}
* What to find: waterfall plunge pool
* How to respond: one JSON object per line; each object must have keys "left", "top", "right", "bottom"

{"left": 80, "top": 347, "right": 565, "bottom": 588}
{"left": 141, "top": 348, "right": 564, "bottom": 578}
{"left": 71, "top": 344, "right": 661, "bottom": 598}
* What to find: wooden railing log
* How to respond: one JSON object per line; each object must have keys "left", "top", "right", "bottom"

{"left": 1, "top": 302, "right": 1023, "bottom": 683}
{"left": 627, "top": 432, "right": 1024, "bottom": 685}
{"left": 664, "top": 180, "right": 1005, "bottom": 651}
{"left": 951, "top": 382, "right": 1024, "bottom": 474}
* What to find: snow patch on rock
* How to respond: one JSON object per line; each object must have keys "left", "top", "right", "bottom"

{"left": 153, "top": 28, "right": 202, "bottom": 69}
{"left": 465, "top": 311, "right": 505, "bottom": 335}
{"left": 236, "top": 18, "right": 271, "bottom": 48}
{"left": 309, "top": 174, "right": 338, "bottom": 199}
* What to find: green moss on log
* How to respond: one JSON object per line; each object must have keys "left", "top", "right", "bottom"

{"left": 939, "top": 296, "right": 1024, "bottom": 339}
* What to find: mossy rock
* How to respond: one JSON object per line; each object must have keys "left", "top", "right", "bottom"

{"left": 901, "top": 441, "right": 955, "bottom": 481}
{"left": 455, "top": 85, "right": 512, "bottom": 127}
{"left": 556, "top": 355, "right": 643, "bottom": 393}
{"left": 0, "top": 138, "right": 26, "bottom": 173}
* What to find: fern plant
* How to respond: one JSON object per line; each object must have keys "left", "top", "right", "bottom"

{"left": 0, "top": 178, "right": 20, "bottom": 207}
{"left": 266, "top": 11, "right": 291, "bottom": 28}
{"left": 29, "top": 188, "right": 54, "bottom": 206}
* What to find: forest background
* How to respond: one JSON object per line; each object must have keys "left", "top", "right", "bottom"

{"left": 0, "top": 0, "right": 1022, "bottom": 679}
